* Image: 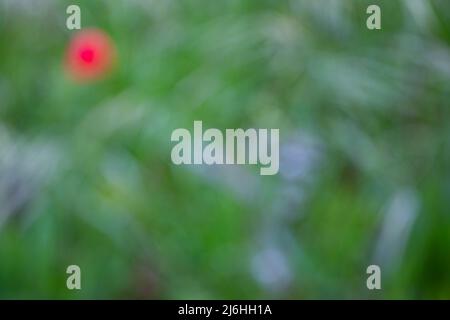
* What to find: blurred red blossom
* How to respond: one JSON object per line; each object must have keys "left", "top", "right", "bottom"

{"left": 65, "top": 28, "right": 116, "bottom": 82}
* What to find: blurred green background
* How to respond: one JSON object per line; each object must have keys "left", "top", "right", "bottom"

{"left": 0, "top": 0, "right": 449, "bottom": 299}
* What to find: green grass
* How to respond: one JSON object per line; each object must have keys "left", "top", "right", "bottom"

{"left": 0, "top": 0, "right": 449, "bottom": 299}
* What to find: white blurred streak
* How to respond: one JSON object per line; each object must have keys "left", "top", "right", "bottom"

{"left": 290, "top": 0, "right": 352, "bottom": 39}
{"left": 279, "top": 132, "right": 321, "bottom": 183}
{"left": 251, "top": 244, "right": 292, "bottom": 294}
{"left": 374, "top": 189, "right": 420, "bottom": 272}
{"left": 250, "top": 132, "right": 322, "bottom": 294}
{"left": 426, "top": 45, "right": 450, "bottom": 79}
{"left": 266, "top": 131, "right": 322, "bottom": 221}
{"left": 0, "top": 126, "right": 60, "bottom": 227}
{"left": 403, "top": 0, "right": 437, "bottom": 31}
{"left": 0, "top": 0, "right": 53, "bottom": 16}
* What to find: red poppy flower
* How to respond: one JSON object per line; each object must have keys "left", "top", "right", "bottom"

{"left": 65, "top": 28, "right": 116, "bottom": 82}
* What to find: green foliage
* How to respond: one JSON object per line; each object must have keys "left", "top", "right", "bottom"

{"left": 0, "top": 0, "right": 449, "bottom": 299}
